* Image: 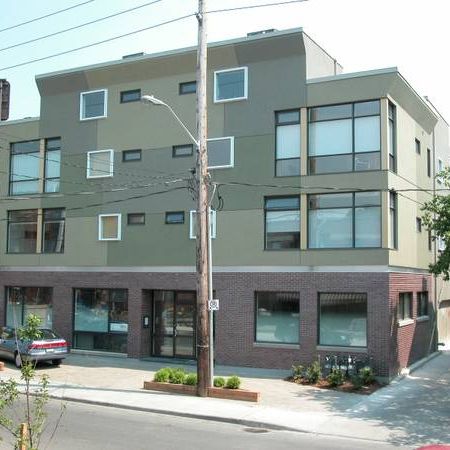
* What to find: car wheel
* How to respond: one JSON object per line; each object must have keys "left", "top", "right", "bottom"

{"left": 14, "top": 352, "right": 22, "bottom": 369}
{"left": 52, "top": 359, "right": 62, "bottom": 367}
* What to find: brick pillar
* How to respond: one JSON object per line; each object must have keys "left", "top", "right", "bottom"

{"left": 52, "top": 286, "right": 73, "bottom": 343}
{"left": 127, "top": 287, "right": 143, "bottom": 358}
{"left": 0, "top": 285, "right": 5, "bottom": 327}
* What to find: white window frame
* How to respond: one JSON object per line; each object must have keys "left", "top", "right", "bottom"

{"left": 98, "top": 213, "right": 121, "bottom": 241}
{"left": 207, "top": 136, "right": 234, "bottom": 169}
{"left": 213, "top": 67, "right": 248, "bottom": 103}
{"left": 87, "top": 149, "right": 114, "bottom": 179}
{"left": 80, "top": 89, "right": 108, "bottom": 121}
{"left": 189, "top": 210, "right": 216, "bottom": 239}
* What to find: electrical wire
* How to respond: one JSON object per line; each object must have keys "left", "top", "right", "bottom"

{"left": 0, "top": 0, "right": 95, "bottom": 33}
{"left": 206, "top": 0, "right": 308, "bottom": 14}
{"left": 0, "top": 0, "right": 164, "bottom": 53}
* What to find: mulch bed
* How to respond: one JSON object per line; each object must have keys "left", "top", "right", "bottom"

{"left": 286, "top": 376, "right": 383, "bottom": 395}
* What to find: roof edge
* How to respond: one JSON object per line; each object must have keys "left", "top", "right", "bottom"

{"left": 0, "top": 116, "right": 40, "bottom": 126}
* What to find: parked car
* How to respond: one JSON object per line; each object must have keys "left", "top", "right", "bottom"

{"left": 0, "top": 326, "right": 68, "bottom": 368}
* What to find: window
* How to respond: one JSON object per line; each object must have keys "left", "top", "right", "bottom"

{"left": 80, "top": 89, "right": 107, "bottom": 120}
{"left": 42, "top": 209, "right": 65, "bottom": 253}
{"left": 275, "top": 110, "right": 300, "bottom": 177}
{"left": 87, "top": 150, "right": 114, "bottom": 178}
{"left": 8, "top": 209, "right": 38, "bottom": 253}
{"left": 308, "top": 100, "right": 380, "bottom": 174}
{"left": 166, "top": 211, "right": 184, "bottom": 224}
{"left": 122, "top": 149, "right": 141, "bottom": 162}
{"left": 179, "top": 81, "right": 196, "bottom": 95}
{"left": 415, "top": 138, "right": 421, "bottom": 155}
{"left": 417, "top": 292, "right": 429, "bottom": 317}
{"left": 416, "top": 217, "right": 422, "bottom": 233}
{"left": 398, "top": 292, "right": 413, "bottom": 321}
{"left": 207, "top": 137, "right": 234, "bottom": 169}
{"left": 9, "top": 139, "right": 40, "bottom": 195}
{"left": 438, "top": 236, "right": 446, "bottom": 252}
{"left": 389, "top": 191, "right": 397, "bottom": 249}
{"left": 44, "top": 138, "right": 61, "bottom": 193}
{"left": 427, "top": 149, "right": 431, "bottom": 177}
{"left": 214, "top": 67, "right": 248, "bottom": 103}
{"left": 255, "top": 292, "right": 299, "bottom": 344}
{"left": 428, "top": 231, "right": 433, "bottom": 251}
{"left": 127, "top": 213, "right": 145, "bottom": 225}
{"left": 173, "top": 144, "right": 193, "bottom": 158}
{"left": 319, "top": 293, "right": 367, "bottom": 347}
{"left": 388, "top": 102, "right": 396, "bottom": 172}
{"left": 99, "top": 214, "right": 121, "bottom": 240}
{"left": 120, "top": 89, "right": 141, "bottom": 103}
{"left": 437, "top": 158, "right": 443, "bottom": 184}
{"left": 73, "top": 288, "right": 128, "bottom": 353}
{"left": 6, "top": 287, "right": 53, "bottom": 328}
{"left": 189, "top": 210, "right": 216, "bottom": 239}
{"left": 309, "top": 192, "right": 381, "bottom": 248}
{"left": 265, "top": 197, "right": 300, "bottom": 250}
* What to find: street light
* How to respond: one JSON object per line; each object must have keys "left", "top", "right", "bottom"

{"left": 141, "top": 94, "right": 214, "bottom": 394}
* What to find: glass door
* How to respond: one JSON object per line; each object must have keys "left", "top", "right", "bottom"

{"left": 174, "top": 292, "right": 196, "bottom": 357}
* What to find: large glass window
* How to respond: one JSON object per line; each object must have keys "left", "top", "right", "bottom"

{"left": 80, "top": 89, "right": 107, "bottom": 120}
{"left": 207, "top": 137, "right": 234, "bottom": 169}
{"left": 214, "top": 67, "right": 248, "bottom": 103}
{"left": 319, "top": 293, "right": 367, "bottom": 347}
{"left": 398, "top": 292, "right": 412, "bottom": 321}
{"left": 87, "top": 150, "right": 114, "bottom": 178}
{"left": 417, "top": 292, "right": 429, "bottom": 317}
{"left": 255, "top": 292, "right": 299, "bottom": 344}
{"left": 73, "top": 288, "right": 128, "bottom": 353}
{"left": 309, "top": 192, "right": 381, "bottom": 248}
{"left": 6, "top": 287, "right": 53, "bottom": 328}
{"left": 9, "top": 140, "right": 40, "bottom": 195}
{"left": 388, "top": 102, "right": 396, "bottom": 172}
{"left": 265, "top": 197, "right": 300, "bottom": 250}
{"left": 43, "top": 209, "right": 65, "bottom": 253}
{"left": 275, "top": 110, "right": 300, "bottom": 177}
{"left": 308, "top": 100, "right": 380, "bottom": 174}
{"left": 8, "top": 209, "right": 38, "bottom": 253}
{"left": 44, "top": 138, "right": 61, "bottom": 193}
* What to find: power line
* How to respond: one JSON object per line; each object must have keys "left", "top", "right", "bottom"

{"left": 0, "top": 0, "right": 95, "bottom": 34}
{"left": 0, "top": 13, "right": 195, "bottom": 71}
{"left": 0, "top": 0, "right": 164, "bottom": 53}
{"left": 206, "top": 0, "right": 308, "bottom": 14}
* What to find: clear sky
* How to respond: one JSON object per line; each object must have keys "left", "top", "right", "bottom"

{"left": 1, "top": 0, "right": 450, "bottom": 124}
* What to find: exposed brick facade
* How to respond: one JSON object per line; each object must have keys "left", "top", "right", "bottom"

{"left": 0, "top": 270, "right": 434, "bottom": 379}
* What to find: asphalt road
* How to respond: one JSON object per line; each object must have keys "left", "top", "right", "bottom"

{"left": 0, "top": 400, "right": 412, "bottom": 450}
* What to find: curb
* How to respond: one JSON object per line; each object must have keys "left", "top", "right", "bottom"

{"left": 399, "top": 351, "right": 441, "bottom": 378}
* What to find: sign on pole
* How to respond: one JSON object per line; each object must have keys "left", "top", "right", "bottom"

{"left": 208, "top": 299, "right": 219, "bottom": 311}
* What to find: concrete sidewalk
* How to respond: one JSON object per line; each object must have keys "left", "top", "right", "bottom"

{"left": 1, "top": 351, "right": 449, "bottom": 448}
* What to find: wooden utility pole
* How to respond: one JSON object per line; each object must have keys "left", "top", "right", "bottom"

{"left": 195, "top": 0, "right": 210, "bottom": 397}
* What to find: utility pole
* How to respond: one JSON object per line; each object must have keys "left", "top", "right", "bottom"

{"left": 195, "top": 0, "right": 210, "bottom": 397}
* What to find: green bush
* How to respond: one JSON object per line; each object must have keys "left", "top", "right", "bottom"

{"left": 327, "top": 368, "right": 344, "bottom": 387}
{"left": 351, "top": 374, "right": 364, "bottom": 389}
{"left": 153, "top": 367, "right": 173, "bottom": 383}
{"left": 225, "top": 375, "right": 241, "bottom": 389}
{"left": 305, "top": 361, "right": 321, "bottom": 384}
{"left": 291, "top": 364, "right": 304, "bottom": 382}
{"left": 184, "top": 373, "right": 197, "bottom": 386}
{"left": 213, "top": 376, "right": 226, "bottom": 388}
{"left": 169, "top": 368, "right": 187, "bottom": 384}
{"left": 359, "top": 367, "right": 375, "bottom": 385}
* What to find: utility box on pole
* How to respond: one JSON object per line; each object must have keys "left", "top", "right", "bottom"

{"left": 0, "top": 79, "right": 10, "bottom": 121}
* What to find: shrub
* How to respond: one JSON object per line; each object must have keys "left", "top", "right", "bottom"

{"left": 225, "top": 375, "right": 241, "bottom": 389}
{"left": 153, "top": 367, "right": 173, "bottom": 383}
{"left": 184, "top": 373, "right": 197, "bottom": 386}
{"left": 305, "top": 361, "right": 321, "bottom": 384}
{"left": 169, "top": 368, "right": 186, "bottom": 384}
{"left": 327, "top": 368, "right": 344, "bottom": 387}
{"left": 351, "top": 374, "right": 364, "bottom": 390}
{"left": 213, "top": 377, "right": 226, "bottom": 388}
{"left": 358, "top": 367, "right": 375, "bottom": 385}
{"left": 291, "top": 364, "right": 304, "bottom": 382}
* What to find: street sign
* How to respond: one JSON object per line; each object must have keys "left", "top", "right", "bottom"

{"left": 208, "top": 299, "right": 219, "bottom": 311}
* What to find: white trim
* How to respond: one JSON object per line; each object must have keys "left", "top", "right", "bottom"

{"left": 189, "top": 210, "right": 216, "bottom": 239}
{"left": 80, "top": 89, "right": 108, "bottom": 121}
{"left": 0, "top": 116, "right": 40, "bottom": 126}
{"left": 207, "top": 136, "right": 234, "bottom": 169}
{"left": 398, "top": 318, "right": 414, "bottom": 327}
{"left": 307, "top": 67, "right": 398, "bottom": 84}
{"left": 214, "top": 66, "right": 248, "bottom": 103}
{"left": 87, "top": 149, "right": 114, "bottom": 178}
{"left": 98, "top": 213, "right": 122, "bottom": 241}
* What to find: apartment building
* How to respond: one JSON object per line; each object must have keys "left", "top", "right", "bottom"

{"left": 0, "top": 28, "right": 448, "bottom": 380}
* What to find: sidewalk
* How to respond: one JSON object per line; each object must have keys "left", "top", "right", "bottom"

{"left": 1, "top": 351, "right": 449, "bottom": 448}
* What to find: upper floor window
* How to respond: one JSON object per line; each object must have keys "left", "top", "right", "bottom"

{"left": 214, "top": 67, "right": 248, "bottom": 103}
{"left": 207, "top": 137, "right": 234, "bottom": 169}
{"left": 189, "top": 209, "right": 216, "bottom": 239}
{"left": 437, "top": 158, "right": 444, "bottom": 184}
{"left": 389, "top": 191, "right": 397, "bottom": 249}
{"left": 179, "top": 81, "right": 196, "bottom": 95}
{"left": 120, "top": 89, "right": 141, "bottom": 103}
{"left": 308, "top": 191, "right": 381, "bottom": 248}
{"left": 415, "top": 138, "right": 421, "bottom": 155}
{"left": 166, "top": 211, "right": 185, "bottom": 224}
{"left": 122, "top": 149, "right": 141, "bottom": 162}
{"left": 44, "top": 138, "right": 61, "bottom": 193}
{"left": 9, "top": 139, "right": 40, "bottom": 195}
{"left": 264, "top": 196, "right": 300, "bottom": 250}
{"left": 398, "top": 292, "right": 412, "bottom": 321}
{"left": 388, "top": 102, "right": 396, "bottom": 172}
{"left": 98, "top": 214, "right": 121, "bottom": 241}
{"left": 427, "top": 148, "right": 431, "bottom": 178}
{"left": 173, "top": 144, "right": 193, "bottom": 158}
{"left": 127, "top": 213, "right": 145, "bottom": 225}
{"left": 275, "top": 110, "right": 300, "bottom": 177}
{"left": 42, "top": 209, "right": 65, "bottom": 253}
{"left": 308, "top": 100, "right": 380, "bottom": 174}
{"left": 80, "top": 89, "right": 107, "bottom": 120}
{"left": 87, "top": 150, "right": 114, "bottom": 178}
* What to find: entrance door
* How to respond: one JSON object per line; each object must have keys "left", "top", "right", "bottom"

{"left": 152, "top": 291, "right": 196, "bottom": 358}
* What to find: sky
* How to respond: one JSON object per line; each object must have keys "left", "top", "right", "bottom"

{"left": 1, "top": 0, "right": 450, "bottom": 124}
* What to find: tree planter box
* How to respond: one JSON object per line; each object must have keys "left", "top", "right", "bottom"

{"left": 143, "top": 381, "right": 260, "bottom": 402}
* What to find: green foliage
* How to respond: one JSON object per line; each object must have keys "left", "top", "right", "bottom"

{"left": 327, "top": 368, "right": 344, "bottom": 387}
{"left": 169, "top": 368, "right": 186, "bottom": 384}
{"left": 153, "top": 368, "right": 173, "bottom": 383}
{"left": 183, "top": 373, "right": 198, "bottom": 386}
{"left": 225, "top": 375, "right": 241, "bottom": 389}
{"left": 17, "top": 314, "right": 43, "bottom": 341}
{"left": 305, "top": 361, "right": 321, "bottom": 384}
{"left": 358, "top": 366, "right": 375, "bottom": 385}
{"left": 213, "top": 377, "right": 226, "bottom": 388}
{"left": 351, "top": 374, "right": 364, "bottom": 390}
{"left": 291, "top": 364, "right": 305, "bottom": 382}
